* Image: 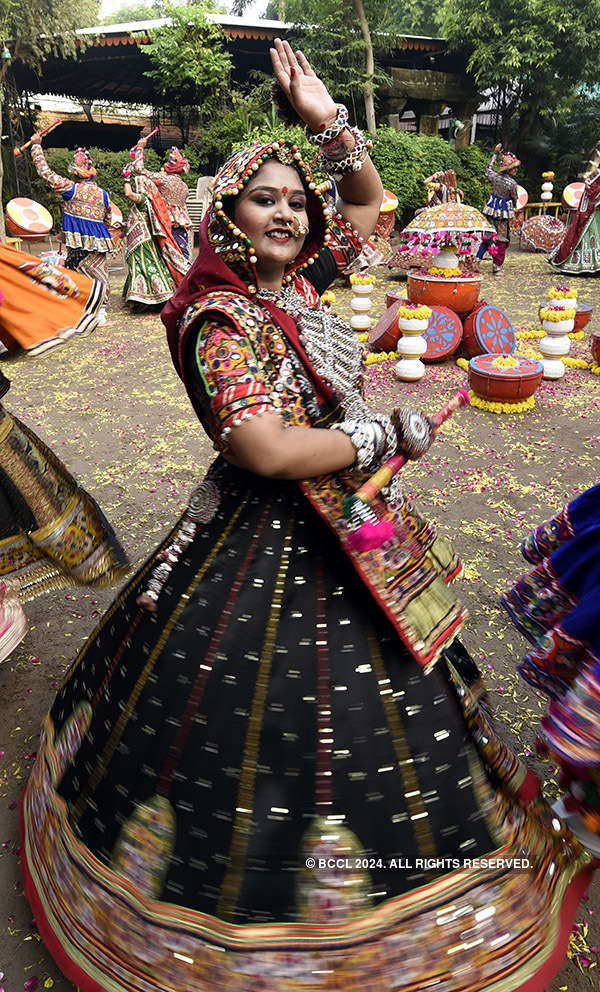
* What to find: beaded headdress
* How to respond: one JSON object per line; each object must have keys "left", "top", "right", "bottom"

{"left": 164, "top": 146, "right": 190, "bottom": 175}
{"left": 208, "top": 138, "right": 332, "bottom": 292}
{"left": 498, "top": 152, "right": 520, "bottom": 173}
{"left": 68, "top": 147, "right": 96, "bottom": 180}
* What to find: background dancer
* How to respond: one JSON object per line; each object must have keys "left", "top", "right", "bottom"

{"left": 30, "top": 134, "right": 112, "bottom": 323}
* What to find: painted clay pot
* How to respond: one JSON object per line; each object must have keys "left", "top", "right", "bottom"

{"left": 463, "top": 302, "right": 516, "bottom": 357}
{"left": 591, "top": 332, "right": 600, "bottom": 363}
{"left": 368, "top": 302, "right": 402, "bottom": 352}
{"left": 468, "top": 354, "right": 543, "bottom": 402}
{"left": 386, "top": 289, "right": 407, "bottom": 310}
{"left": 407, "top": 272, "right": 482, "bottom": 317}
{"left": 574, "top": 302, "right": 593, "bottom": 331}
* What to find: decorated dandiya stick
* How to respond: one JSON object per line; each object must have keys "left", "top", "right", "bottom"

{"left": 14, "top": 118, "right": 62, "bottom": 156}
{"left": 344, "top": 389, "right": 469, "bottom": 552}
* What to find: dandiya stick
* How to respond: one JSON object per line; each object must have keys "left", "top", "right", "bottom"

{"left": 353, "top": 389, "right": 470, "bottom": 506}
{"left": 14, "top": 118, "right": 62, "bottom": 156}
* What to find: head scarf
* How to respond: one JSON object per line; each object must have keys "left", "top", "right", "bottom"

{"left": 162, "top": 138, "right": 332, "bottom": 382}
{"left": 164, "top": 147, "right": 190, "bottom": 175}
{"left": 498, "top": 152, "right": 520, "bottom": 173}
{"left": 68, "top": 147, "right": 97, "bottom": 181}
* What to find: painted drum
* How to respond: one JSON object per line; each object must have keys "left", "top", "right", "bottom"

{"left": 468, "top": 354, "right": 543, "bottom": 402}
{"left": 574, "top": 302, "right": 593, "bottom": 332}
{"left": 423, "top": 305, "right": 463, "bottom": 362}
{"left": 407, "top": 273, "right": 482, "bottom": 317}
{"left": 463, "top": 302, "right": 516, "bottom": 357}
{"left": 562, "top": 182, "right": 585, "bottom": 211}
{"left": 381, "top": 190, "right": 399, "bottom": 213}
{"left": 5, "top": 198, "right": 53, "bottom": 240}
{"left": 591, "top": 332, "right": 600, "bottom": 364}
{"left": 368, "top": 302, "right": 402, "bottom": 352}
{"left": 516, "top": 185, "right": 529, "bottom": 211}
{"left": 109, "top": 201, "right": 124, "bottom": 227}
{"left": 385, "top": 289, "right": 407, "bottom": 310}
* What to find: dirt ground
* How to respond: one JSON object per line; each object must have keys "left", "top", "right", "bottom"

{"left": 0, "top": 246, "right": 599, "bottom": 991}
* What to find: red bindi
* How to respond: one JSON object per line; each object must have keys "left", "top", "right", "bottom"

{"left": 282, "top": 186, "right": 288, "bottom": 194}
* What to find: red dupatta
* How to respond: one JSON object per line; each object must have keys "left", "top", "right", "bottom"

{"left": 553, "top": 171, "right": 600, "bottom": 265}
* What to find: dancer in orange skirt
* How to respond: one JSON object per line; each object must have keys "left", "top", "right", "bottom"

{"left": 0, "top": 241, "right": 104, "bottom": 357}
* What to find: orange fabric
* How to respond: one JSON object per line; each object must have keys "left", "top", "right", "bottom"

{"left": 0, "top": 243, "right": 97, "bottom": 352}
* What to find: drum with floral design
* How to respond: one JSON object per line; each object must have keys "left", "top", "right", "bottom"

{"left": 463, "top": 303, "right": 516, "bottom": 357}
{"left": 468, "top": 354, "right": 543, "bottom": 401}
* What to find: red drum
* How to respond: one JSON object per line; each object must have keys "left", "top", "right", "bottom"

{"left": 385, "top": 289, "right": 406, "bottom": 310}
{"left": 407, "top": 273, "right": 482, "bottom": 317}
{"left": 562, "top": 182, "right": 585, "bottom": 211}
{"left": 5, "top": 197, "right": 52, "bottom": 240}
{"left": 574, "top": 302, "right": 593, "bottom": 331}
{"left": 368, "top": 302, "right": 402, "bottom": 352}
{"left": 591, "top": 332, "right": 600, "bottom": 364}
{"left": 423, "top": 306, "right": 463, "bottom": 362}
{"left": 109, "top": 201, "right": 123, "bottom": 227}
{"left": 469, "top": 354, "right": 543, "bottom": 402}
{"left": 463, "top": 302, "right": 516, "bottom": 357}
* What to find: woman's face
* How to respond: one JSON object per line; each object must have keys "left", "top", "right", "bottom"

{"left": 233, "top": 160, "right": 309, "bottom": 285}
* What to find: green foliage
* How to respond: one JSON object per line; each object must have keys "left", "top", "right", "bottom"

{"left": 440, "top": 0, "right": 600, "bottom": 145}
{"left": 385, "top": 0, "right": 441, "bottom": 37}
{"left": 370, "top": 128, "right": 490, "bottom": 219}
{"left": 517, "top": 89, "right": 600, "bottom": 196}
{"left": 140, "top": 1, "right": 232, "bottom": 142}
{"left": 101, "top": 1, "right": 165, "bottom": 24}
{"left": 0, "top": 0, "right": 101, "bottom": 68}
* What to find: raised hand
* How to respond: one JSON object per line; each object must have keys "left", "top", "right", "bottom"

{"left": 30, "top": 132, "right": 42, "bottom": 145}
{"left": 270, "top": 38, "right": 338, "bottom": 134}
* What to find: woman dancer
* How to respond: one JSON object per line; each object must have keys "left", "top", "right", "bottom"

{"left": 503, "top": 485, "right": 600, "bottom": 848}
{"left": 131, "top": 138, "right": 193, "bottom": 260}
{"left": 0, "top": 367, "right": 128, "bottom": 663}
{"left": 476, "top": 143, "right": 519, "bottom": 274}
{"left": 550, "top": 167, "right": 600, "bottom": 274}
{"left": 21, "top": 41, "right": 593, "bottom": 992}
{"left": 0, "top": 241, "right": 103, "bottom": 357}
{"left": 30, "top": 138, "right": 112, "bottom": 322}
{"left": 122, "top": 171, "right": 189, "bottom": 307}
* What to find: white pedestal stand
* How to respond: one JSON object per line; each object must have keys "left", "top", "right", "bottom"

{"left": 394, "top": 316, "right": 428, "bottom": 381}
{"left": 350, "top": 283, "right": 375, "bottom": 332}
{"left": 539, "top": 315, "right": 574, "bottom": 379}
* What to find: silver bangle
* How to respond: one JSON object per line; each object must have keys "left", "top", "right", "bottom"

{"left": 332, "top": 413, "right": 396, "bottom": 471}
{"left": 308, "top": 104, "right": 349, "bottom": 146}
{"left": 320, "top": 127, "right": 372, "bottom": 180}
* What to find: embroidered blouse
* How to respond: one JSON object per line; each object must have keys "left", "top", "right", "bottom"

{"left": 132, "top": 147, "right": 192, "bottom": 229}
{"left": 484, "top": 153, "right": 518, "bottom": 204}
{"left": 31, "top": 145, "right": 113, "bottom": 253}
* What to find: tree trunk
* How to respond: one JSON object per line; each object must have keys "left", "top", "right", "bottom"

{"left": 352, "top": 0, "right": 376, "bottom": 134}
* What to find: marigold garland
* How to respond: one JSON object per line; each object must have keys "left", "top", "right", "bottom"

{"left": 349, "top": 273, "right": 376, "bottom": 285}
{"left": 397, "top": 303, "right": 432, "bottom": 321}
{"left": 568, "top": 330, "right": 585, "bottom": 340}
{"left": 492, "top": 355, "right": 520, "bottom": 369}
{"left": 468, "top": 390, "right": 536, "bottom": 414}
{"left": 548, "top": 286, "right": 576, "bottom": 300}
{"left": 591, "top": 363, "right": 600, "bottom": 376}
{"left": 540, "top": 305, "right": 576, "bottom": 322}
{"left": 320, "top": 290, "right": 336, "bottom": 306}
{"left": 428, "top": 266, "right": 463, "bottom": 278}
{"left": 456, "top": 357, "right": 469, "bottom": 371}
{"left": 562, "top": 356, "right": 590, "bottom": 369}
{"left": 515, "top": 328, "right": 543, "bottom": 339}
{"left": 355, "top": 332, "right": 369, "bottom": 342}
{"left": 365, "top": 350, "right": 396, "bottom": 364}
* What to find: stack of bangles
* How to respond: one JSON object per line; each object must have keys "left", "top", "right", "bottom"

{"left": 308, "top": 104, "right": 372, "bottom": 179}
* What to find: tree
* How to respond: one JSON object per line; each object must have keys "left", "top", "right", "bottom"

{"left": 386, "top": 0, "right": 440, "bottom": 38}
{"left": 0, "top": 0, "right": 100, "bottom": 237}
{"left": 139, "top": 1, "right": 232, "bottom": 144}
{"left": 261, "top": 0, "right": 398, "bottom": 133}
{"left": 102, "top": 2, "right": 165, "bottom": 24}
{"left": 440, "top": 0, "right": 600, "bottom": 146}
